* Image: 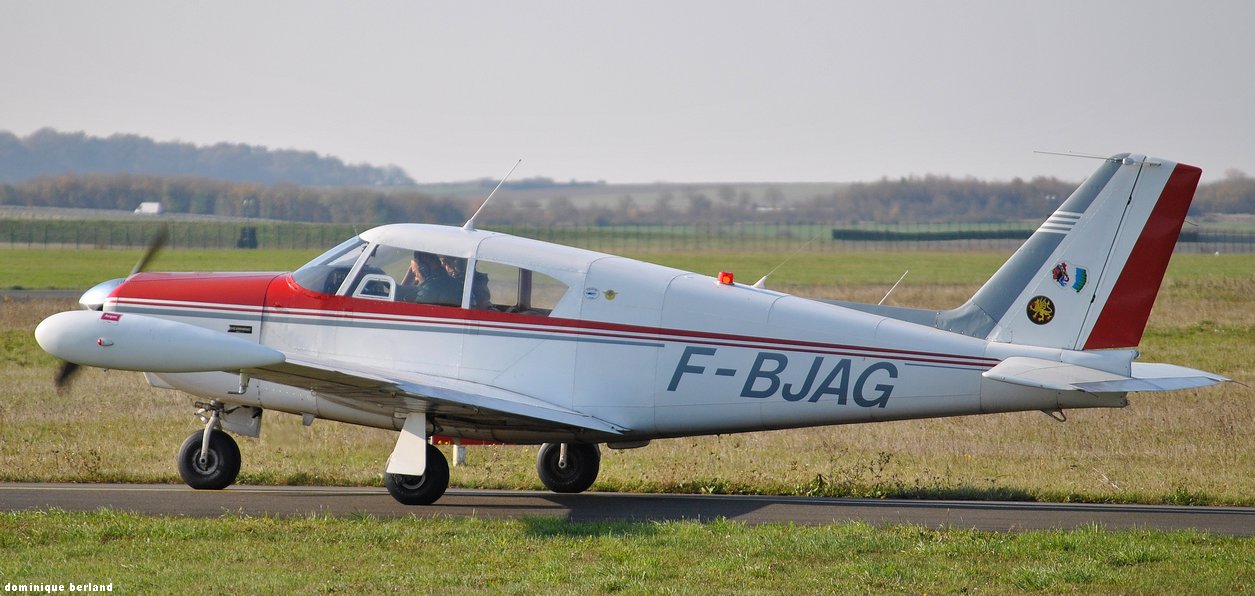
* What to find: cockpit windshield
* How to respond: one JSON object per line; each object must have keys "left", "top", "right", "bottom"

{"left": 292, "top": 236, "right": 368, "bottom": 295}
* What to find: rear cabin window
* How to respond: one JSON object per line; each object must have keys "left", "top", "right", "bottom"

{"left": 473, "top": 261, "right": 568, "bottom": 316}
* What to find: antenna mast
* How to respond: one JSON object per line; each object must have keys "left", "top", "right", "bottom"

{"left": 878, "top": 270, "right": 909, "bottom": 306}
{"left": 752, "top": 239, "right": 817, "bottom": 289}
{"left": 464, "top": 159, "right": 522, "bottom": 231}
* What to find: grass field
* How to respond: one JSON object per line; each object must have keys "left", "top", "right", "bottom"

{"left": 2, "top": 246, "right": 1252, "bottom": 593}
{"left": 1, "top": 510, "right": 1250, "bottom": 593}
{"left": 2, "top": 246, "right": 1014, "bottom": 292}
{"left": 1, "top": 247, "right": 1251, "bottom": 505}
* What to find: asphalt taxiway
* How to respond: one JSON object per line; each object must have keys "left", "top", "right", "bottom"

{"left": 2, "top": 483, "right": 1252, "bottom": 535}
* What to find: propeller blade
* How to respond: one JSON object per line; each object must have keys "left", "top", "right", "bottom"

{"left": 130, "top": 224, "right": 169, "bottom": 276}
{"left": 53, "top": 360, "right": 80, "bottom": 393}
{"left": 54, "top": 225, "right": 167, "bottom": 393}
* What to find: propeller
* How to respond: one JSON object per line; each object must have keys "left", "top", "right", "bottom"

{"left": 130, "top": 224, "right": 169, "bottom": 277}
{"left": 53, "top": 361, "right": 80, "bottom": 393}
{"left": 54, "top": 224, "right": 169, "bottom": 393}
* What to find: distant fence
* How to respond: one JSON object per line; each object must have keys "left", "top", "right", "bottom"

{"left": 0, "top": 220, "right": 359, "bottom": 252}
{"left": 2, "top": 219, "right": 1253, "bottom": 253}
{"left": 500, "top": 222, "right": 1255, "bottom": 253}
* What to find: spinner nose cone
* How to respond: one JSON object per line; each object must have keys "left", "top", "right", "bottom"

{"left": 78, "top": 278, "right": 125, "bottom": 311}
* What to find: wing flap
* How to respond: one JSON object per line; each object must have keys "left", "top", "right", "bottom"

{"left": 250, "top": 355, "right": 628, "bottom": 436}
{"left": 983, "top": 356, "right": 1227, "bottom": 393}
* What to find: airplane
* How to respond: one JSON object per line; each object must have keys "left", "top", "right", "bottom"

{"left": 35, "top": 153, "right": 1227, "bottom": 505}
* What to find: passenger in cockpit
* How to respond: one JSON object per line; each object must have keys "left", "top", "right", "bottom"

{"left": 403, "top": 251, "right": 462, "bottom": 307}
{"left": 440, "top": 255, "right": 491, "bottom": 308}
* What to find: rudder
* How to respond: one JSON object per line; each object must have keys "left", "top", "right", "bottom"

{"left": 938, "top": 154, "right": 1201, "bottom": 350}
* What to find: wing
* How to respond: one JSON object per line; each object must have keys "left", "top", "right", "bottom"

{"left": 247, "top": 354, "right": 629, "bottom": 439}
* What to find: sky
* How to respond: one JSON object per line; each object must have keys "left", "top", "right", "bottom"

{"left": 3, "top": 1, "right": 1254, "bottom": 184}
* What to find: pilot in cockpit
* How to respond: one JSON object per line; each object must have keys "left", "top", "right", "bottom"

{"left": 401, "top": 251, "right": 461, "bottom": 307}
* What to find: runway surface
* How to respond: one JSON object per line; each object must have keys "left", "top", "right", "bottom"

{"left": 2, "top": 483, "right": 1252, "bottom": 535}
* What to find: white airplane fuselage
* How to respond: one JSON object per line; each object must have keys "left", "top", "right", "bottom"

{"left": 126, "top": 243, "right": 1124, "bottom": 445}
{"left": 36, "top": 153, "right": 1224, "bottom": 504}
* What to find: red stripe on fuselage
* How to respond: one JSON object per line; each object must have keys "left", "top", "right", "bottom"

{"left": 117, "top": 272, "right": 282, "bottom": 306}
{"left": 111, "top": 271, "right": 1000, "bottom": 369}
{"left": 1083, "top": 163, "right": 1201, "bottom": 350}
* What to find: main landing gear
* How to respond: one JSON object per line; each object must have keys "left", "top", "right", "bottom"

{"left": 173, "top": 403, "right": 602, "bottom": 506}
{"left": 535, "top": 442, "right": 601, "bottom": 494}
{"left": 380, "top": 442, "right": 601, "bottom": 505}
{"left": 383, "top": 443, "right": 450, "bottom": 505}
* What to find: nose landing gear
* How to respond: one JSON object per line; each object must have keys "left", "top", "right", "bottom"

{"left": 177, "top": 431, "right": 241, "bottom": 490}
{"left": 177, "top": 401, "right": 242, "bottom": 490}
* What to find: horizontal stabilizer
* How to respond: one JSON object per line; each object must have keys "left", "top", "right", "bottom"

{"left": 1075, "top": 362, "right": 1230, "bottom": 393}
{"left": 983, "top": 357, "right": 1227, "bottom": 393}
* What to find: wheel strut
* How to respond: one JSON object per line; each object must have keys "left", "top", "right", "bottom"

{"left": 194, "top": 401, "right": 225, "bottom": 467}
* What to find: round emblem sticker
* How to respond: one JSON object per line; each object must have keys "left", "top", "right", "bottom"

{"left": 1026, "top": 295, "right": 1055, "bottom": 325}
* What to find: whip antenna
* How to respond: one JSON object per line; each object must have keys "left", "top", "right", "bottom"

{"left": 464, "top": 159, "right": 522, "bottom": 231}
{"left": 752, "top": 238, "right": 816, "bottom": 289}
{"left": 1033, "top": 150, "right": 1113, "bottom": 162}
{"left": 878, "top": 270, "right": 909, "bottom": 306}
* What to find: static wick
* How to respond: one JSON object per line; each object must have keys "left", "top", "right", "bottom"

{"left": 464, "top": 159, "right": 523, "bottom": 231}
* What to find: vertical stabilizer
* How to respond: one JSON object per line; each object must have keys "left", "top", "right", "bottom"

{"left": 937, "top": 154, "right": 1201, "bottom": 350}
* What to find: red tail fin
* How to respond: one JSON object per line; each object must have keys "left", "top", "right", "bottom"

{"left": 1082, "top": 163, "right": 1201, "bottom": 349}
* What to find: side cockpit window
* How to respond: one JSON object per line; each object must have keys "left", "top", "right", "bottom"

{"left": 346, "top": 244, "right": 406, "bottom": 301}
{"left": 473, "top": 261, "right": 569, "bottom": 316}
{"left": 294, "top": 238, "right": 570, "bottom": 316}
{"left": 348, "top": 244, "right": 467, "bottom": 307}
{"left": 400, "top": 252, "right": 463, "bottom": 307}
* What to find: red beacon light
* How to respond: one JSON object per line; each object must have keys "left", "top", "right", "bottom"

{"left": 717, "top": 271, "right": 735, "bottom": 285}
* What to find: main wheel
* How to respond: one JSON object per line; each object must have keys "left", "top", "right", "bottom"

{"left": 384, "top": 443, "right": 450, "bottom": 506}
{"left": 177, "top": 429, "right": 241, "bottom": 490}
{"left": 536, "top": 442, "right": 600, "bottom": 494}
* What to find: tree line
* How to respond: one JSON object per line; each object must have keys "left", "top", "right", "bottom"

{"left": 1194, "top": 170, "right": 1255, "bottom": 214}
{"left": 0, "top": 174, "right": 462, "bottom": 225}
{"left": 0, "top": 129, "right": 415, "bottom": 187}
{"left": 483, "top": 174, "right": 1253, "bottom": 226}
{"left": 3, "top": 171, "right": 1253, "bottom": 226}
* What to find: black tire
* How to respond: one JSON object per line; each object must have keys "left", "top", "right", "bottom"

{"left": 536, "top": 442, "right": 600, "bottom": 494}
{"left": 177, "top": 429, "right": 241, "bottom": 490}
{"left": 384, "top": 443, "right": 450, "bottom": 506}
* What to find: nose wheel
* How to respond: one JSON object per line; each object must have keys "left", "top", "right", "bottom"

{"left": 177, "top": 429, "right": 241, "bottom": 490}
{"left": 177, "top": 401, "right": 242, "bottom": 490}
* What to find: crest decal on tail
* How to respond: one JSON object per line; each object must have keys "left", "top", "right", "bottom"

{"left": 1071, "top": 266, "right": 1088, "bottom": 292}
{"left": 1051, "top": 262, "right": 1071, "bottom": 287}
{"left": 1026, "top": 296, "right": 1055, "bottom": 325}
{"left": 1051, "top": 261, "right": 1089, "bottom": 293}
